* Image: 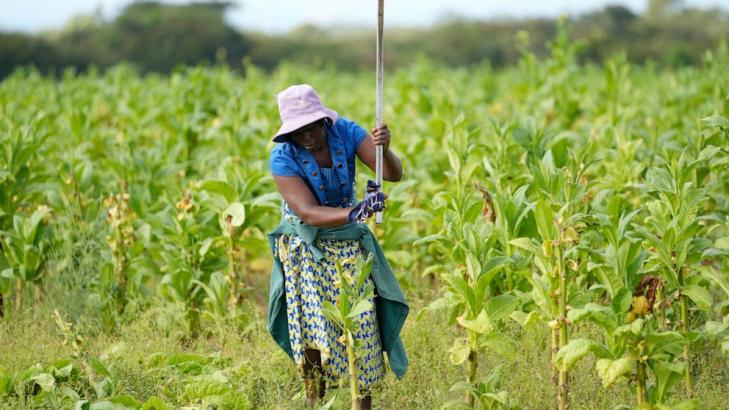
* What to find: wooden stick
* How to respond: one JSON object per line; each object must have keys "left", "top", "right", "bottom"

{"left": 375, "top": 0, "right": 384, "bottom": 224}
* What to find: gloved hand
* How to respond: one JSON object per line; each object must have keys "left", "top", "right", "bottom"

{"left": 347, "top": 180, "right": 386, "bottom": 224}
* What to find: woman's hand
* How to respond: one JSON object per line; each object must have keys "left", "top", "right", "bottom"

{"left": 348, "top": 180, "right": 387, "bottom": 224}
{"left": 357, "top": 123, "right": 402, "bottom": 182}
{"left": 371, "top": 123, "right": 391, "bottom": 153}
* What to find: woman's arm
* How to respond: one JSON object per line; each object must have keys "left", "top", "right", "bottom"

{"left": 356, "top": 123, "right": 402, "bottom": 182}
{"left": 273, "top": 175, "right": 353, "bottom": 227}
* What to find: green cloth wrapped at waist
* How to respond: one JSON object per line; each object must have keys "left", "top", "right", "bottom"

{"left": 267, "top": 219, "right": 410, "bottom": 378}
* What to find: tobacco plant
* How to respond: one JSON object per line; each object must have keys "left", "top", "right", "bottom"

{"left": 418, "top": 134, "right": 515, "bottom": 408}
{"left": 509, "top": 147, "right": 593, "bottom": 410}
{"left": 0, "top": 206, "right": 53, "bottom": 312}
{"left": 321, "top": 255, "right": 376, "bottom": 410}
{"left": 633, "top": 149, "right": 718, "bottom": 397}
{"left": 152, "top": 186, "right": 226, "bottom": 338}
{"left": 199, "top": 157, "right": 279, "bottom": 306}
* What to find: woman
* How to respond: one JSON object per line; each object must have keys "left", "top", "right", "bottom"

{"left": 266, "top": 84, "right": 409, "bottom": 408}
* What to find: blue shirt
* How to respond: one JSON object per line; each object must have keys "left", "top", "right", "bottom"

{"left": 270, "top": 117, "right": 367, "bottom": 209}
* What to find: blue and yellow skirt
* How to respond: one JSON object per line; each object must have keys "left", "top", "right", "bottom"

{"left": 275, "top": 234, "right": 385, "bottom": 392}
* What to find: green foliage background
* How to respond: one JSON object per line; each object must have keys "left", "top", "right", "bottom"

{"left": 1, "top": 16, "right": 729, "bottom": 410}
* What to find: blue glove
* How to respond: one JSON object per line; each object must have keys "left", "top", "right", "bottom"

{"left": 347, "top": 180, "right": 386, "bottom": 224}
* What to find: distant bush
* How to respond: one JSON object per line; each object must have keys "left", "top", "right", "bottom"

{"left": 0, "top": 1, "right": 727, "bottom": 78}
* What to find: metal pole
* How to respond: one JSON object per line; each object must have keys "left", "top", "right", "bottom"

{"left": 375, "top": 0, "right": 384, "bottom": 224}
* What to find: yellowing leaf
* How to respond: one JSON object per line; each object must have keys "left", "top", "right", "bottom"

{"left": 596, "top": 358, "right": 632, "bottom": 388}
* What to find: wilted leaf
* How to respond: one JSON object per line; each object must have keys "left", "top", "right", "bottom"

{"left": 449, "top": 338, "right": 471, "bottom": 366}
{"left": 31, "top": 373, "right": 55, "bottom": 391}
{"left": 596, "top": 358, "right": 632, "bottom": 388}
{"left": 555, "top": 338, "right": 611, "bottom": 372}
{"left": 222, "top": 202, "right": 246, "bottom": 228}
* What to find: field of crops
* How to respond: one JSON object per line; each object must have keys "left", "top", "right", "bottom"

{"left": 1, "top": 29, "right": 729, "bottom": 409}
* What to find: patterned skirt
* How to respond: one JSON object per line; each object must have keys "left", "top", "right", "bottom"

{"left": 275, "top": 234, "right": 385, "bottom": 392}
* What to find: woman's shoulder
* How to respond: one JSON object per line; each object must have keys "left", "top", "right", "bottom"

{"left": 269, "top": 143, "right": 301, "bottom": 176}
{"left": 270, "top": 141, "right": 298, "bottom": 158}
{"left": 330, "top": 117, "right": 367, "bottom": 152}
{"left": 331, "top": 116, "right": 362, "bottom": 133}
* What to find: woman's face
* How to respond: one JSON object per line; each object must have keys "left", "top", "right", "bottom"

{"left": 290, "top": 120, "right": 326, "bottom": 152}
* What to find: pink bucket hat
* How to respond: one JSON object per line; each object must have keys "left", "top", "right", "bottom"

{"left": 273, "top": 84, "right": 339, "bottom": 143}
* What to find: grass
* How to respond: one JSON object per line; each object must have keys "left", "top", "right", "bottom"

{"left": 1, "top": 230, "right": 728, "bottom": 409}
{"left": 2, "top": 283, "right": 729, "bottom": 409}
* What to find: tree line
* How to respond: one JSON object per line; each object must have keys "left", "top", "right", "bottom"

{"left": 1, "top": 0, "right": 728, "bottom": 79}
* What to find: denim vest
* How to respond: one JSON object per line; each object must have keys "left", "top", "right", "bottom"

{"left": 295, "top": 126, "right": 353, "bottom": 206}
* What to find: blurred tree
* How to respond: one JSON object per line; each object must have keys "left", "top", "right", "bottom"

{"left": 109, "top": 1, "right": 249, "bottom": 71}
{"left": 0, "top": 34, "right": 58, "bottom": 78}
{"left": 647, "top": 0, "right": 684, "bottom": 19}
{"left": 1, "top": 2, "right": 728, "bottom": 79}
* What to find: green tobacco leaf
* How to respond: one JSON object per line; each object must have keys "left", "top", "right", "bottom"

{"left": 51, "top": 363, "right": 75, "bottom": 379}
{"left": 614, "top": 319, "right": 644, "bottom": 338}
{"left": 484, "top": 295, "right": 518, "bottom": 322}
{"left": 596, "top": 357, "right": 632, "bottom": 388}
{"left": 88, "top": 402, "right": 121, "bottom": 410}
{"left": 611, "top": 288, "right": 632, "bottom": 316}
{"left": 682, "top": 284, "right": 713, "bottom": 312}
{"left": 108, "top": 395, "right": 142, "bottom": 408}
{"left": 510, "top": 310, "right": 541, "bottom": 329}
{"left": 458, "top": 310, "right": 492, "bottom": 335}
{"left": 702, "top": 114, "right": 729, "bottom": 128}
{"left": 478, "top": 331, "right": 516, "bottom": 360}
{"left": 646, "top": 331, "right": 685, "bottom": 355}
{"left": 555, "top": 338, "right": 611, "bottom": 372}
{"left": 509, "top": 238, "right": 540, "bottom": 256}
{"left": 649, "top": 360, "right": 685, "bottom": 404}
{"left": 697, "top": 265, "right": 729, "bottom": 298}
{"left": 184, "top": 377, "right": 231, "bottom": 400}
{"left": 90, "top": 358, "right": 111, "bottom": 378}
{"left": 714, "top": 236, "right": 729, "bottom": 250}
{"left": 535, "top": 199, "right": 556, "bottom": 241}
{"left": 568, "top": 303, "right": 614, "bottom": 330}
{"left": 465, "top": 251, "right": 481, "bottom": 280}
{"left": 141, "top": 396, "right": 169, "bottom": 410}
{"left": 348, "top": 299, "right": 373, "bottom": 319}
{"left": 200, "top": 179, "right": 235, "bottom": 202}
{"left": 417, "top": 295, "right": 456, "bottom": 320}
{"left": 321, "top": 301, "right": 344, "bottom": 327}
{"left": 448, "top": 381, "right": 476, "bottom": 393}
{"left": 199, "top": 238, "right": 214, "bottom": 259}
{"left": 653, "top": 399, "right": 700, "bottom": 410}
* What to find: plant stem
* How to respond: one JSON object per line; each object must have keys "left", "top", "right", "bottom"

{"left": 187, "top": 299, "right": 200, "bottom": 338}
{"left": 346, "top": 331, "right": 361, "bottom": 410}
{"left": 226, "top": 234, "right": 238, "bottom": 306}
{"left": 656, "top": 284, "right": 666, "bottom": 330}
{"left": 679, "top": 293, "right": 693, "bottom": 397}
{"left": 15, "top": 280, "right": 24, "bottom": 312}
{"left": 636, "top": 358, "right": 647, "bottom": 406}
{"left": 467, "top": 349, "right": 477, "bottom": 406}
{"left": 557, "top": 243, "right": 569, "bottom": 410}
{"left": 33, "top": 282, "right": 42, "bottom": 306}
{"left": 551, "top": 327, "right": 559, "bottom": 385}
{"left": 115, "top": 224, "right": 127, "bottom": 311}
